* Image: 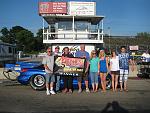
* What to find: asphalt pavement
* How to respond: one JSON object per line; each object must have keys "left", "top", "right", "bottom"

{"left": 0, "top": 78, "right": 150, "bottom": 113}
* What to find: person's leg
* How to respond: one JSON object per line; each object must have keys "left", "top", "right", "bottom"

{"left": 84, "top": 73, "right": 90, "bottom": 92}
{"left": 77, "top": 76, "right": 82, "bottom": 93}
{"left": 115, "top": 75, "right": 119, "bottom": 91}
{"left": 111, "top": 73, "right": 115, "bottom": 91}
{"left": 90, "top": 72, "right": 95, "bottom": 91}
{"left": 68, "top": 76, "right": 73, "bottom": 93}
{"left": 45, "top": 73, "right": 50, "bottom": 95}
{"left": 84, "top": 73, "right": 89, "bottom": 90}
{"left": 94, "top": 72, "right": 99, "bottom": 92}
{"left": 63, "top": 76, "right": 68, "bottom": 93}
{"left": 100, "top": 73, "right": 105, "bottom": 91}
{"left": 103, "top": 73, "right": 107, "bottom": 91}
{"left": 124, "top": 70, "right": 129, "bottom": 91}
{"left": 119, "top": 69, "right": 123, "bottom": 91}
{"left": 55, "top": 75, "right": 60, "bottom": 92}
{"left": 50, "top": 74, "right": 56, "bottom": 95}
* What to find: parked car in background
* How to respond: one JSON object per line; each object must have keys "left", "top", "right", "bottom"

{"left": 137, "top": 62, "right": 150, "bottom": 78}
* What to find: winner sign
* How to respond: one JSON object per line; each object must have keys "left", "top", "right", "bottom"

{"left": 54, "top": 56, "right": 85, "bottom": 76}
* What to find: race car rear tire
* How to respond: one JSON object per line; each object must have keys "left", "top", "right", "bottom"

{"left": 30, "top": 74, "right": 46, "bottom": 90}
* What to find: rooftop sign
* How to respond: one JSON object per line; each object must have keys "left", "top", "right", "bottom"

{"left": 39, "top": 2, "right": 67, "bottom": 14}
{"left": 68, "top": 2, "right": 96, "bottom": 16}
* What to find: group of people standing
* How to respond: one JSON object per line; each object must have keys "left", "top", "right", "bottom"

{"left": 42, "top": 44, "right": 135, "bottom": 95}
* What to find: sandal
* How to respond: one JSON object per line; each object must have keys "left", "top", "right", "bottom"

{"left": 68, "top": 89, "right": 73, "bottom": 94}
{"left": 124, "top": 89, "right": 128, "bottom": 92}
{"left": 120, "top": 89, "right": 123, "bottom": 92}
{"left": 101, "top": 90, "right": 106, "bottom": 93}
{"left": 63, "top": 89, "right": 68, "bottom": 93}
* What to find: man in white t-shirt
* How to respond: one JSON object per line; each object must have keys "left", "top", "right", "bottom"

{"left": 42, "top": 47, "right": 56, "bottom": 95}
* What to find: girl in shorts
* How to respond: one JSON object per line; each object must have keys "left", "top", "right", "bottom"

{"left": 98, "top": 50, "right": 109, "bottom": 92}
{"left": 110, "top": 50, "right": 120, "bottom": 92}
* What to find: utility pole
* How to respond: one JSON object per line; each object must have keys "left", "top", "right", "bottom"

{"left": 108, "top": 27, "right": 111, "bottom": 54}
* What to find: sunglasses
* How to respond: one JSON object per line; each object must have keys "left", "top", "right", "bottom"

{"left": 92, "top": 53, "right": 96, "bottom": 54}
{"left": 47, "top": 51, "right": 51, "bottom": 53}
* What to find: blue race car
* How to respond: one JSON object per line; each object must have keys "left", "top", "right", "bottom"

{"left": 4, "top": 61, "right": 41, "bottom": 73}
{"left": 17, "top": 64, "right": 112, "bottom": 91}
{"left": 3, "top": 61, "right": 42, "bottom": 81}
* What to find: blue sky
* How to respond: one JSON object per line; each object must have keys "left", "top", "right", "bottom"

{"left": 0, "top": 0, "right": 150, "bottom": 36}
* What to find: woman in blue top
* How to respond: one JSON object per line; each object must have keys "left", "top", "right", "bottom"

{"left": 98, "top": 50, "right": 109, "bottom": 92}
{"left": 89, "top": 50, "right": 99, "bottom": 92}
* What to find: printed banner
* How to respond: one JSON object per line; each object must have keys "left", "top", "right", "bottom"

{"left": 39, "top": 2, "right": 67, "bottom": 14}
{"left": 54, "top": 56, "right": 85, "bottom": 76}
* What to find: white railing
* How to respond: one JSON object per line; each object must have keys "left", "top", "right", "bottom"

{"left": 43, "top": 29, "right": 104, "bottom": 41}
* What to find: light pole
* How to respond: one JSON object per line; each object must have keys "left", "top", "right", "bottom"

{"left": 108, "top": 27, "right": 111, "bottom": 54}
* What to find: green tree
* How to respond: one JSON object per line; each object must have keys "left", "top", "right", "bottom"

{"left": 35, "top": 29, "right": 45, "bottom": 51}
{"left": 15, "top": 29, "right": 34, "bottom": 52}
{"left": 0, "top": 27, "right": 14, "bottom": 43}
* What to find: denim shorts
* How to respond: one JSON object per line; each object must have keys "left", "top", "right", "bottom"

{"left": 45, "top": 73, "right": 55, "bottom": 83}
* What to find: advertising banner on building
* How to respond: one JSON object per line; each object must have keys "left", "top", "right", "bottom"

{"left": 68, "top": 1, "right": 96, "bottom": 16}
{"left": 129, "top": 45, "right": 139, "bottom": 50}
{"left": 39, "top": 2, "right": 67, "bottom": 14}
{"left": 54, "top": 56, "right": 85, "bottom": 76}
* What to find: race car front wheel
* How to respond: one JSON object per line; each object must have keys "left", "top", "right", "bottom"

{"left": 30, "top": 74, "right": 46, "bottom": 90}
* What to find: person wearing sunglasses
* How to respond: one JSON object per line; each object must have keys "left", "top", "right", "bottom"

{"left": 98, "top": 50, "right": 109, "bottom": 92}
{"left": 89, "top": 50, "right": 99, "bottom": 92}
{"left": 42, "top": 47, "right": 56, "bottom": 95}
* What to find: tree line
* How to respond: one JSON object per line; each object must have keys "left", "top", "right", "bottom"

{"left": 104, "top": 32, "right": 150, "bottom": 51}
{"left": 0, "top": 26, "right": 46, "bottom": 54}
{"left": 0, "top": 26, "right": 150, "bottom": 53}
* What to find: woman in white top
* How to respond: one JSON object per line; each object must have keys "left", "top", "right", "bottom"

{"left": 110, "top": 50, "right": 120, "bottom": 92}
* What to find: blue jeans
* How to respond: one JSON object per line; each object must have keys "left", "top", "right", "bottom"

{"left": 55, "top": 75, "right": 60, "bottom": 91}
{"left": 90, "top": 72, "right": 98, "bottom": 84}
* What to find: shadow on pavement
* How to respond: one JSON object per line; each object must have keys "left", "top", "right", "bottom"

{"left": 101, "top": 101, "right": 129, "bottom": 113}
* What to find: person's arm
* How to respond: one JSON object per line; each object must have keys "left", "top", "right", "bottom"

{"left": 98, "top": 60, "right": 100, "bottom": 75}
{"left": 85, "top": 61, "right": 89, "bottom": 73}
{"left": 44, "top": 64, "right": 52, "bottom": 72}
{"left": 109, "top": 59, "right": 112, "bottom": 71}
{"left": 130, "top": 59, "right": 135, "bottom": 72}
{"left": 106, "top": 57, "right": 109, "bottom": 72}
{"left": 75, "top": 51, "right": 79, "bottom": 57}
{"left": 128, "top": 53, "right": 135, "bottom": 72}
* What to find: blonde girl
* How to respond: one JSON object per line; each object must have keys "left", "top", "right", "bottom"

{"left": 89, "top": 50, "right": 99, "bottom": 92}
{"left": 98, "top": 50, "right": 109, "bottom": 92}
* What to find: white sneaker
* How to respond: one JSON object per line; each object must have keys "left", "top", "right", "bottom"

{"left": 78, "top": 89, "right": 82, "bottom": 93}
{"left": 50, "top": 90, "right": 56, "bottom": 95}
{"left": 86, "top": 88, "right": 90, "bottom": 93}
{"left": 46, "top": 90, "right": 50, "bottom": 95}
